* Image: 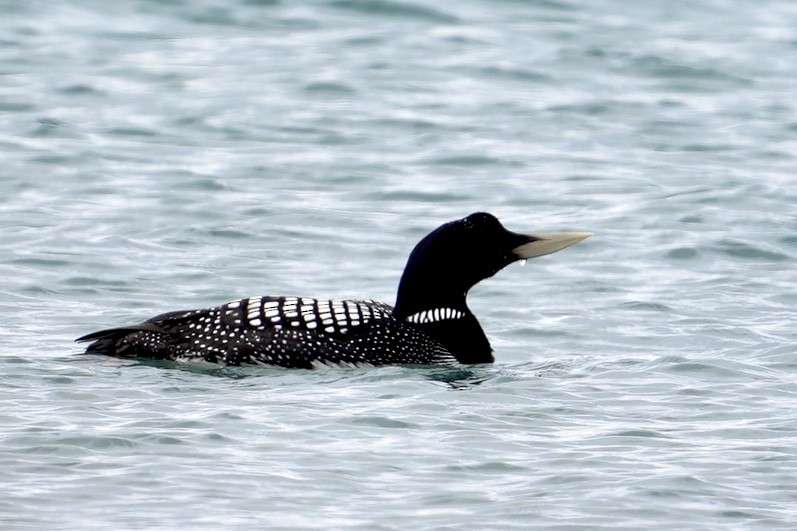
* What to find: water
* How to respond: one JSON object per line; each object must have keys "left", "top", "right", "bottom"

{"left": 2, "top": 0, "right": 796, "bottom": 528}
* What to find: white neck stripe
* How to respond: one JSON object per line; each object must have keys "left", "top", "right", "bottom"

{"left": 405, "top": 307, "right": 465, "bottom": 324}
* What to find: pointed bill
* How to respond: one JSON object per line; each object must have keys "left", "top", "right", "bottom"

{"left": 512, "top": 231, "right": 592, "bottom": 260}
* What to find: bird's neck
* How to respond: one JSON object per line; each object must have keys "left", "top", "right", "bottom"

{"left": 394, "top": 283, "right": 493, "bottom": 365}
{"left": 393, "top": 251, "right": 474, "bottom": 318}
{"left": 416, "top": 313, "right": 494, "bottom": 364}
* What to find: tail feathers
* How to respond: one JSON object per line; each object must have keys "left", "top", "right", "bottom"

{"left": 75, "top": 323, "right": 165, "bottom": 357}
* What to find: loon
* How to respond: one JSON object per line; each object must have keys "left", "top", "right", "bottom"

{"left": 76, "top": 212, "right": 590, "bottom": 368}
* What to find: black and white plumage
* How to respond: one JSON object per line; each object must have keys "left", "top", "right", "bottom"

{"left": 76, "top": 212, "right": 591, "bottom": 368}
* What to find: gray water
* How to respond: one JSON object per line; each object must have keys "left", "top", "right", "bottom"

{"left": 2, "top": 0, "right": 796, "bottom": 529}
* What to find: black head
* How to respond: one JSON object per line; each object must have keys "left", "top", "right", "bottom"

{"left": 393, "top": 212, "right": 590, "bottom": 363}
{"left": 394, "top": 213, "right": 528, "bottom": 315}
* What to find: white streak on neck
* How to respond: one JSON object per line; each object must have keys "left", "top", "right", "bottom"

{"left": 405, "top": 307, "right": 465, "bottom": 324}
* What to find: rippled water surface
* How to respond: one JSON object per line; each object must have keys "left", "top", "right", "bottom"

{"left": 2, "top": 1, "right": 796, "bottom": 529}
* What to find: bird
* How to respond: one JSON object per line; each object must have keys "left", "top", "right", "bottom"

{"left": 76, "top": 212, "right": 590, "bottom": 368}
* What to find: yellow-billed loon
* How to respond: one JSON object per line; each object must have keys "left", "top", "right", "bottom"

{"left": 76, "top": 212, "right": 591, "bottom": 368}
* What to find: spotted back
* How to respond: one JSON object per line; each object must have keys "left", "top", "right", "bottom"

{"left": 210, "top": 297, "right": 456, "bottom": 367}
{"left": 87, "top": 296, "right": 457, "bottom": 367}
{"left": 222, "top": 296, "right": 394, "bottom": 336}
